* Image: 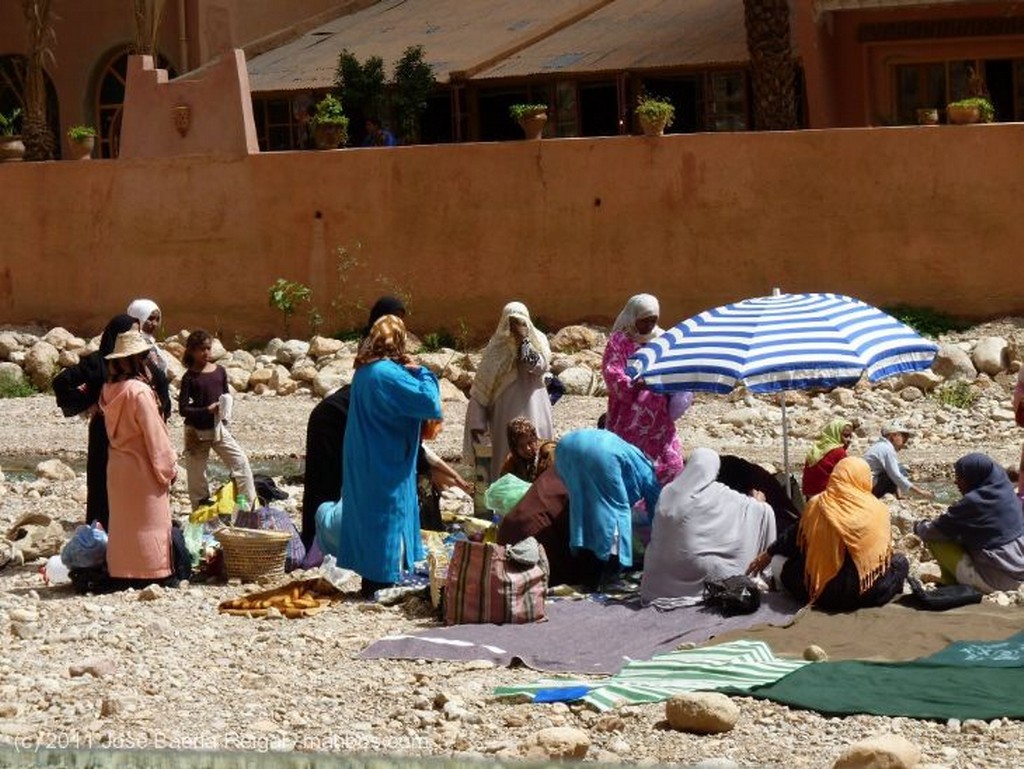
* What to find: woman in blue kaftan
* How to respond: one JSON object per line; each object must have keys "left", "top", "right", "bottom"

{"left": 340, "top": 315, "right": 442, "bottom": 596}
{"left": 553, "top": 428, "right": 661, "bottom": 570}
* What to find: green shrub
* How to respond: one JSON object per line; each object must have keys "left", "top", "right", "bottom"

{"left": 67, "top": 125, "right": 97, "bottom": 141}
{"left": 635, "top": 94, "right": 675, "bottom": 127}
{"left": 267, "top": 278, "right": 312, "bottom": 337}
{"left": 934, "top": 380, "right": 977, "bottom": 409}
{"left": 0, "top": 372, "right": 37, "bottom": 398}
{"left": 419, "top": 330, "right": 457, "bottom": 352}
{"left": 947, "top": 96, "right": 995, "bottom": 123}
{"left": 509, "top": 103, "right": 547, "bottom": 121}
{"left": 0, "top": 107, "right": 21, "bottom": 136}
{"left": 882, "top": 304, "right": 968, "bottom": 338}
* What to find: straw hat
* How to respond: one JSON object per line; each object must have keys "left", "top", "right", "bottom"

{"left": 105, "top": 330, "right": 151, "bottom": 359}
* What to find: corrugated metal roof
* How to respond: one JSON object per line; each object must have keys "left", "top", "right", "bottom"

{"left": 470, "top": 0, "right": 748, "bottom": 81}
{"left": 815, "top": 0, "right": 978, "bottom": 10}
{"left": 246, "top": 0, "right": 603, "bottom": 92}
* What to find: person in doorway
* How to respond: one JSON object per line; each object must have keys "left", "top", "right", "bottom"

{"left": 602, "top": 293, "right": 691, "bottom": 485}
{"left": 99, "top": 330, "right": 177, "bottom": 583}
{"left": 339, "top": 315, "right": 442, "bottom": 597}
{"left": 179, "top": 329, "right": 257, "bottom": 512}
{"left": 863, "top": 421, "right": 933, "bottom": 499}
{"left": 747, "top": 457, "right": 908, "bottom": 612}
{"left": 802, "top": 417, "right": 856, "bottom": 498}
{"left": 463, "top": 301, "right": 553, "bottom": 484}
{"left": 362, "top": 116, "right": 396, "bottom": 147}
{"left": 914, "top": 453, "right": 1024, "bottom": 593}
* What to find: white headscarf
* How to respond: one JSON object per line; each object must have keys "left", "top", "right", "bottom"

{"left": 612, "top": 293, "right": 663, "bottom": 342}
{"left": 640, "top": 448, "right": 776, "bottom": 609}
{"left": 470, "top": 301, "right": 551, "bottom": 408}
{"left": 126, "top": 299, "right": 160, "bottom": 343}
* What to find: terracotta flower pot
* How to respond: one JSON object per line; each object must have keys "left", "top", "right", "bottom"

{"left": 639, "top": 113, "right": 669, "bottom": 136}
{"left": 67, "top": 136, "right": 95, "bottom": 160}
{"left": 517, "top": 112, "right": 547, "bottom": 140}
{"left": 0, "top": 135, "right": 25, "bottom": 162}
{"left": 947, "top": 104, "right": 981, "bottom": 125}
{"left": 313, "top": 123, "right": 347, "bottom": 150}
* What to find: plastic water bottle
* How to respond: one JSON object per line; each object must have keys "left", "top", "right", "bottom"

{"left": 43, "top": 555, "right": 70, "bottom": 585}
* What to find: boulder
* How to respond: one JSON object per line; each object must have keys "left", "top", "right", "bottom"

{"left": 932, "top": 344, "right": 977, "bottom": 381}
{"left": 209, "top": 337, "right": 228, "bottom": 362}
{"left": 41, "top": 327, "right": 76, "bottom": 350}
{"left": 226, "top": 349, "right": 256, "bottom": 371}
{"left": 162, "top": 340, "right": 184, "bottom": 364}
{"left": 249, "top": 367, "right": 275, "bottom": 389}
{"left": 531, "top": 726, "right": 590, "bottom": 759}
{"left": 898, "top": 369, "right": 942, "bottom": 393}
{"left": 898, "top": 386, "right": 924, "bottom": 402}
{"left": 549, "top": 325, "right": 606, "bottom": 354}
{"left": 313, "top": 360, "right": 355, "bottom": 397}
{"left": 829, "top": 388, "right": 857, "bottom": 407}
{"left": 832, "top": 733, "right": 922, "bottom": 769}
{"left": 0, "top": 362, "right": 26, "bottom": 385}
{"left": 268, "top": 365, "right": 292, "bottom": 391}
{"left": 439, "top": 378, "right": 467, "bottom": 403}
{"left": 309, "top": 335, "right": 344, "bottom": 358}
{"left": 57, "top": 350, "right": 80, "bottom": 367}
{"left": 0, "top": 332, "right": 20, "bottom": 360}
{"left": 573, "top": 348, "right": 605, "bottom": 371}
{"left": 225, "top": 367, "right": 252, "bottom": 393}
{"left": 290, "top": 362, "right": 318, "bottom": 383}
{"left": 665, "top": 692, "right": 739, "bottom": 734}
{"left": 722, "top": 408, "right": 759, "bottom": 427}
{"left": 275, "top": 339, "right": 310, "bottom": 366}
{"left": 558, "top": 366, "right": 595, "bottom": 396}
{"left": 24, "top": 340, "right": 60, "bottom": 390}
{"left": 972, "top": 336, "right": 1008, "bottom": 376}
{"left": 263, "top": 338, "right": 285, "bottom": 359}
{"left": 163, "top": 355, "right": 186, "bottom": 385}
{"left": 549, "top": 355, "right": 574, "bottom": 375}
{"left": 418, "top": 351, "right": 459, "bottom": 377}
{"left": 36, "top": 459, "right": 76, "bottom": 481}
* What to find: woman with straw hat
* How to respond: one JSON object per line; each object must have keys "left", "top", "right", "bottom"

{"left": 99, "top": 330, "right": 178, "bottom": 584}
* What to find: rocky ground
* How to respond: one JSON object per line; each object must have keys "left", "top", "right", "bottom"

{"left": 2, "top": 320, "right": 1024, "bottom": 767}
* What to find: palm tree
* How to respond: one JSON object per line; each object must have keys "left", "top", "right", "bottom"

{"left": 743, "top": 0, "right": 798, "bottom": 131}
{"left": 21, "top": 0, "right": 57, "bottom": 161}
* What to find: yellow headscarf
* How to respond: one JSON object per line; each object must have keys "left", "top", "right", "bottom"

{"left": 798, "top": 457, "right": 892, "bottom": 604}
{"left": 354, "top": 314, "right": 411, "bottom": 369}
{"left": 804, "top": 418, "right": 851, "bottom": 467}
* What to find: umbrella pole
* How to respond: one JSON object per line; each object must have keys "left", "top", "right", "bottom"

{"left": 781, "top": 396, "right": 792, "bottom": 499}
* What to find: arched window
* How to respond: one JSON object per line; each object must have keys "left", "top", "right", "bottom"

{"left": 0, "top": 54, "right": 61, "bottom": 156}
{"left": 92, "top": 48, "right": 176, "bottom": 158}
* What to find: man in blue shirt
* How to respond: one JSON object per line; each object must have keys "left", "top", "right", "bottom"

{"left": 863, "top": 421, "right": 934, "bottom": 500}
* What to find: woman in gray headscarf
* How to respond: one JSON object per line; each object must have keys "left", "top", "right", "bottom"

{"left": 641, "top": 448, "right": 776, "bottom": 609}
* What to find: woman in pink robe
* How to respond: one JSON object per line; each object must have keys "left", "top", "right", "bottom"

{"left": 602, "top": 294, "right": 690, "bottom": 485}
{"left": 100, "top": 330, "right": 178, "bottom": 581}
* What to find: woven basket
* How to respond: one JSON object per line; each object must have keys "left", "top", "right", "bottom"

{"left": 214, "top": 527, "right": 291, "bottom": 581}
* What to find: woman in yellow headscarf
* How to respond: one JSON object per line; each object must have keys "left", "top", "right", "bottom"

{"left": 801, "top": 418, "right": 855, "bottom": 498}
{"left": 748, "top": 457, "right": 908, "bottom": 611}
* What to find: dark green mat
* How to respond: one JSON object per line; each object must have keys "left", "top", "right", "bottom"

{"left": 731, "top": 632, "right": 1024, "bottom": 720}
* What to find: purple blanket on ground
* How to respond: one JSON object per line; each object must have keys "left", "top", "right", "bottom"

{"left": 360, "top": 593, "right": 802, "bottom": 674}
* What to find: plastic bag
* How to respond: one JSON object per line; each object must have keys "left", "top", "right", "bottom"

{"left": 702, "top": 575, "right": 762, "bottom": 616}
{"left": 668, "top": 391, "right": 694, "bottom": 421}
{"left": 189, "top": 480, "right": 236, "bottom": 524}
{"left": 484, "top": 474, "right": 532, "bottom": 517}
{"left": 60, "top": 522, "right": 108, "bottom": 570}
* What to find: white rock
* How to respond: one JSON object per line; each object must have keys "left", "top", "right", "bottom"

{"left": 276, "top": 340, "right": 310, "bottom": 365}
{"left": 0, "top": 362, "right": 26, "bottom": 385}
{"left": 309, "top": 336, "right": 344, "bottom": 358}
{"left": 313, "top": 360, "right": 355, "bottom": 397}
{"left": 24, "top": 341, "right": 60, "bottom": 390}
{"left": 665, "top": 692, "right": 739, "bottom": 734}
{"left": 832, "top": 733, "right": 922, "bottom": 768}
{"left": 557, "top": 366, "right": 595, "bottom": 396}
{"left": 35, "top": 459, "right": 75, "bottom": 481}
{"left": 0, "top": 332, "right": 21, "bottom": 359}
{"left": 972, "top": 336, "right": 1008, "bottom": 376}
{"left": 531, "top": 726, "right": 590, "bottom": 759}
{"left": 932, "top": 345, "right": 976, "bottom": 381}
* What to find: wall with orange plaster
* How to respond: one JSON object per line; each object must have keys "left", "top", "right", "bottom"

{"left": 1, "top": 124, "right": 1021, "bottom": 342}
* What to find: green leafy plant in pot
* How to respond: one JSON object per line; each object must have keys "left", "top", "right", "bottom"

{"left": 946, "top": 97, "right": 995, "bottom": 125}
{"left": 66, "top": 124, "right": 97, "bottom": 160}
{"left": 310, "top": 94, "right": 349, "bottom": 150}
{"left": 635, "top": 94, "right": 674, "bottom": 136}
{"left": 509, "top": 103, "right": 548, "bottom": 140}
{"left": 0, "top": 107, "right": 25, "bottom": 162}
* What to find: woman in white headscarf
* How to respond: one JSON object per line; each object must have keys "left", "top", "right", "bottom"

{"left": 602, "top": 293, "right": 691, "bottom": 484}
{"left": 641, "top": 448, "right": 776, "bottom": 609}
{"left": 126, "top": 298, "right": 167, "bottom": 372}
{"left": 463, "top": 301, "right": 553, "bottom": 483}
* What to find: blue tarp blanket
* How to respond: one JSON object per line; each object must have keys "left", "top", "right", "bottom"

{"left": 734, "top": 631, "right": 1024, "bottom": 720}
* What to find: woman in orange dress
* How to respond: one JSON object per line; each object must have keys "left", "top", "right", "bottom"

{"left": 100, "top": 330, "right": 178, "bottom": 583}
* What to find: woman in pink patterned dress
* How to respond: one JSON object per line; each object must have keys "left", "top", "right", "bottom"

{"left": 601, "top": 293, "right": 691, "bottom": 485}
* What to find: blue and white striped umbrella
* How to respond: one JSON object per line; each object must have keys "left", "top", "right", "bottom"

{"left": 627, "top": 292, "right": 938, "bottom": 394}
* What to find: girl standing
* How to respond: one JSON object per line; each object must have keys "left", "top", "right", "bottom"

{"left": 179, "top": 330, "right": 256, "bottom": 512}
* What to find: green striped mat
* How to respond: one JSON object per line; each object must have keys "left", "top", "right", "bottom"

{"left": 494, "top": 640, "right": 808, "bottom": 711}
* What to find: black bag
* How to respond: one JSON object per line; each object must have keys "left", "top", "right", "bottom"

{"left": 703, "top": 575, "right": 762, "bottom": 616}
{"left": 907, "top": 575, "right": 982, "bottom": 611}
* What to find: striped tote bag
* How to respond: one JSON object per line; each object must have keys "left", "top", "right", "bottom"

{"left": 444, "top": 539, "right": 548, "bottom": 625}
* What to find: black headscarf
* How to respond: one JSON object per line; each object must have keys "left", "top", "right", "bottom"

{"left": 99, "top": 314, "right": 139, "bottom": 357}
{"left": 362, "top": 295, "right": 406, "bottom": 338}
{"left": 936, "top": 453, "right": 1024, "bottom": 550}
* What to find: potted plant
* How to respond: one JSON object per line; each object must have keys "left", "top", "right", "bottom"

{"left": 0, "top": 107, "right": 24, "bottom": 162}
{"left": 509, "top": 103, "right": 548, "bottom": 140}
{"left": 635, "top": 94, "right": 674, "bottom": 136}
{"left": 946, "top": 97, "right": 995, "bottom": 125}
{"left": 309, "top": 94, "right": 349, "bottom": 150}
{"left": 66, "top": 125, "right": 97, "bottom": 160}
{"left": 915, "top": 108, "right": 939, "bottom": 126}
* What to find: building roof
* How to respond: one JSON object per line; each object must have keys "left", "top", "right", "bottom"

{"left": 469, "top": 0, "right": 748, "bottom": 81}
{"left": 246, "top": 0, "right": 606, "bottom": 92}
